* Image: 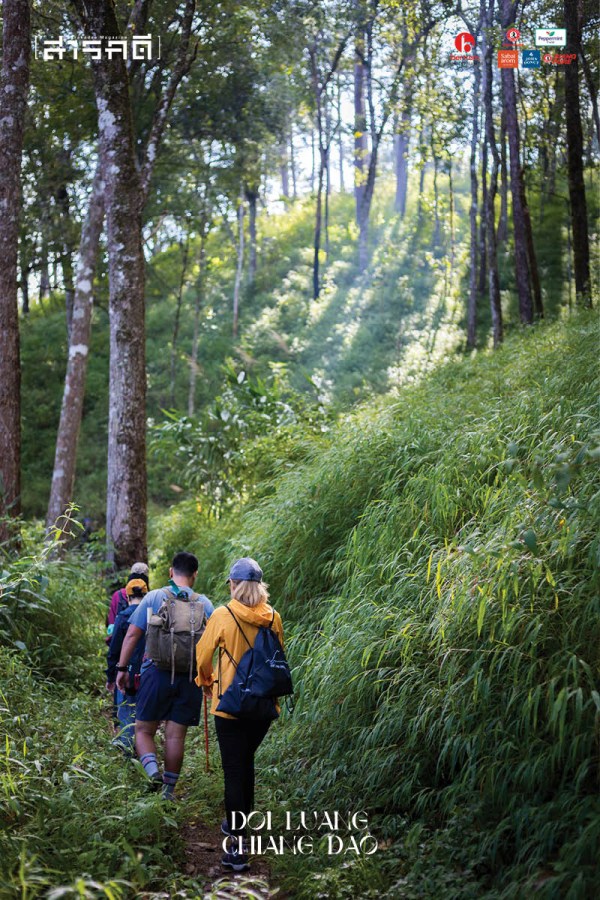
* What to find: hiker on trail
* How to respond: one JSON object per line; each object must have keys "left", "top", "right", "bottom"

{"left": 106, "top": 577, "right": 148, "bottom": 756}
{"left": 106, "top": 562, "right": 150, "bottom": 727}
{"left": 115, "top": 551, "right": 214, "bottom": 800}
{"left": 106, "top": 562, "right": 150, "bottom": 644}
{"left": 195, "top": 557, "right": 291, "bottom": 873}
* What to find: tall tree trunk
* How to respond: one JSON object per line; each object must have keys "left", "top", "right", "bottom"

{"left": 290, "top": 126, "right": 298, "bottom": 199}
{"left": 357, "top": 143, "right": 378, "bottom": 271}
{"left": 432, "top": 148, "right": 440, "bottom": 247}
{"left": 170, "top": 237, "right": 189, "bottom": 408}
{"left": 417, "top": 127, "right": 427, "bottom": 225}
{"left": 279, "top": 140, "right": 290, "bottom": 198}
{"left": 313, "top": 150, "right": 325, "bottom": 299}
{"left": 501, "top": 0, "right": 533, "bottom": 324}
{"left": 483, "top": 0, "right": 503, "bottom": 347}
{"left": 478, "top": 135, "right": 488, "bottom": 298}
{"left": 245, "top": 186, "right": 258, "bottom": 285}
{"left": 337, "top": 76, "right": 345, "bottom": 192}
{"left": 448, "top": 160, "right": 455, "bottom": 272}
{"left": 45, "top": 165, "right": 105, "bottom": 534}
{"left": 233, "top": 196, "right": 245, "bottom": 338}
{"left": 62, "top": 251, "right": 75, "bottom": 340}
{"left": 20, "top": 255, "right": 30, "bottom": 316}
{"left": 497, "top": 106, "right": 508, "bottom": 243}
{"left": 467, "top": 54, "right": 482, "bottom": 349}
{"left": 579, "top": 49, "right": 600, "bottom": 147}
{"left": 70, "top": 0, "right": 195, "bottom": 564}
{"left": 188, "top": 235, "right": 206, "bottom": 417}
{"left": 564, "top": 0, "right": 592, "bottom": 307}
{"left": 394, "top": 96, "right": 411, "bottom": 216}
{"left": 56, "top": 158, "right": 76, "bottom": 340}
{"left": 39, "top": 231, "right": 51, "bottom": 302}
{"left": 0, "top": 0, "right": 30, "bottom": 541}
{"left": 310, "top": 129, "right": 316, "bottom": 193}
{"left": 353, "top": 37, "right": 368, "bottom": 225}
{"left": 76, "top": 0, "right": 148, "bottom": 567}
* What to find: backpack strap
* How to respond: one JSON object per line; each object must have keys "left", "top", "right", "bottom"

{"left": 217, "top": 606, "right": 250, "bottom": 698}
{"left": 225, "top": 605, "right": 253, "bottom": 649}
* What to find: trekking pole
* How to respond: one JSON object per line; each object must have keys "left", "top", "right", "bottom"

{"left": 203, "top": 692, "right": 210, "bottom": 773}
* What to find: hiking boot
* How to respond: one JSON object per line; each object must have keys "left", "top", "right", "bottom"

{"left": 221, "top": 819, "right": 233, "bottom": 837}
{"left": 221, "top": 849, "right": 250, "bottom": 872}
{"left": 147, "top": 772, "right": 163, "bottom": 793}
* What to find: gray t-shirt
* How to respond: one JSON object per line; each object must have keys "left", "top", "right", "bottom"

{"left": 130, "top": 585, "right": 214, "bottom": 674}
{"left": 129, "top": 584, "right": 214, "bottom": 632}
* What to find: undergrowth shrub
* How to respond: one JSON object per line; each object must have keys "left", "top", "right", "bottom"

{"left": 0, "top": 544, "right": 105, "bottom": 688}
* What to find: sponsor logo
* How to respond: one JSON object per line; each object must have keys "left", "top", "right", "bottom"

{"left": 535, "top": 29, "right": 566, "bottom": 47}
{"left": 521, "top": 50, "right": 541, "bottom": 68}
{"left": 454, "top": 32, "right": 476, "bottom": 53}
{"left": 497, "top": 49, "right": 519, "bottom": 68}
{"left": 34, "top": 33, "right": 161, "bottom": 61}
{"left": 506, "top": 28, "right": 521, "bottom": 43}
{"left": 451, "top": 31, "right": 479, "bottom": 62}
{"left": 543, "top": 52, "right": 577, "bottom": 65}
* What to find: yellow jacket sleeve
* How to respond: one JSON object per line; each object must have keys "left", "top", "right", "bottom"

{"left": 195, "top": 611, "right": 222, "bottom": 687}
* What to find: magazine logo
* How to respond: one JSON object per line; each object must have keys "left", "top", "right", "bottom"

{"left": 498, "top": 49, "right": 519, "bottom": 68}
{"left": 535, "top": 29, "right": 566, "bottom": 47}
{"left": 543, "top": 52, "right": 577, "bottom": 65}
{"left": 34, "top": 33, "right": 161, "bottom": 61}
{"left": 450, "top": 31, "right": 479, "bottom": 62}
{"left": 521, "top": 50, "right": 541, "bottom": 68}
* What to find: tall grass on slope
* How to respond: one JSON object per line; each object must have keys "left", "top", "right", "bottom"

{"left": 236, "top": 313, "right": 599, "bottom": 897}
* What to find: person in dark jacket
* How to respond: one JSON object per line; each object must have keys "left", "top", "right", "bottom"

{"left": 106, "top": 577, "right": 148, "bottom": 755}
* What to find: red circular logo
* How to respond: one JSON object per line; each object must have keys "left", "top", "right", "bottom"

{"left": 506, "top": 28, "right": 521, "bottom": 43}
{"left": 454, "top": 32, "right": 476, "bottom": 53}
{"left": 543, "top": 53, "right": 553, "bottom": 63}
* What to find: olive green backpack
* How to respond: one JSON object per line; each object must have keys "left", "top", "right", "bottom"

{"left": 145, "top": 589, "right": 207, "bottom": 683}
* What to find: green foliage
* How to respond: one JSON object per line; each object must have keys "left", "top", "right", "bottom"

{"left": 0, "top": 534, "right": 106, "bottom": 688}
{"left": 150, "top": 360, "right": 329, "bottom": 511}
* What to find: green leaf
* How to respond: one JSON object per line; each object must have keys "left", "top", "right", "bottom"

{"left": 523, "top": 529, "right": 538, "bottom": 553}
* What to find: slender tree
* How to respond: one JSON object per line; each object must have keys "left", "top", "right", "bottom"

{"left": 49, "top": 0, "right": 197, "bottom": 557}
{"left": 483, "top": 0, "right": 503, "bottom": 347}
{"left": 309, "top": 33, "right": 349, "bottom": 298}
{"left": 501, "top": 0, "right": 533, "bottom": 324}
{"left": 232, "top": 192, "right": 245, "bottom": 339}
{"left": 45, "top": 165, "right": 105, "bottom": 534}
{"left": 0, "top": 0, "right": 31, "bottom": 541}
{"left": 564, "top": 0, "right": 592, "bottom": 307}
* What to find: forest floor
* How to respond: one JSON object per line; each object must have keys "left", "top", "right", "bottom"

{"left": 179, "top": 818, "right": 275, "bottom": 898}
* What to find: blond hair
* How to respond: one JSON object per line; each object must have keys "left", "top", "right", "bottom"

{"left": 231, "top": 579, "right": 270, "bottom": 608}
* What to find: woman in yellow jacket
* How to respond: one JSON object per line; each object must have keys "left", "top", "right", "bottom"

{"left": 195, "top": 557, "right": 284, "bottom": 872}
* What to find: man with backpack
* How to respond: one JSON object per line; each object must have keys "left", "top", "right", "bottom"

{"left": 115, "top": 551, "right": 214, "bottom": 799}
{"left": 106, "top": 577, "right": 148, "bottom": 756}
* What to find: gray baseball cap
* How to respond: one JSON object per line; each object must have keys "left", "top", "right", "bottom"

{"left": 228, "top": 557, "right": 263, "bottom": 582}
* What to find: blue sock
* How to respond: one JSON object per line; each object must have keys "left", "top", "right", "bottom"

{"left": 140, "top": 752, "right": 159, "bottom": 778}
{"left": 162, "top": 770, "right": 179, "bottom": 798}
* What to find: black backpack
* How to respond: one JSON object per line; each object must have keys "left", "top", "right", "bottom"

{"left": 216, "top": 606, "right": 293, "bottom": 720}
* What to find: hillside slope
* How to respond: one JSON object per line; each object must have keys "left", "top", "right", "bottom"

{"left": 154, "top": 310, "right": 599, "bottom": 898}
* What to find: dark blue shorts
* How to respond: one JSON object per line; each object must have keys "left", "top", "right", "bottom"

{"left": 135, "top": 663, "right": 202, "bottom": 726}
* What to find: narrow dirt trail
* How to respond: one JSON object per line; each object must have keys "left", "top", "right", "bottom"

{"left": 181, "top": 818, "right": 275, "bottom": 897}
